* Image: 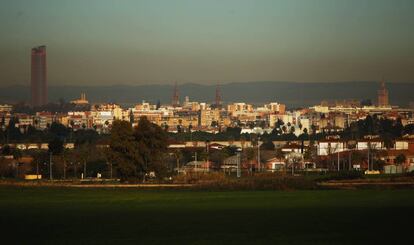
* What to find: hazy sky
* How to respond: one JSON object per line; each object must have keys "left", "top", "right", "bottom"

{"left": 0, "top": 0, "right": 413, "bottom": 86}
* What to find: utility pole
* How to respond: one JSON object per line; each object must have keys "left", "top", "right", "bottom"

{"left": 36, "top": 161, "right": 39, "bottom": 180}
{"left": 367, "top": 145, "right": 370, "bottom": 172}
{"left": 194, "top": 151, "right": 198, "bottom": 172}
{"left": 176, "top": 156, "right": 180, "bottom": 172}
{"left": 74, "top": 162, "right": 78, "bottom": 179}
{"left": 257, "top": 138, "right": 261, "bottom": 172}
{"left": 63, "top": 161, "right": 66, "bottom": 179}
{"left": 83, "top": 160, "right": 87, "bottom": 179}
{"left": 237, "top": 151, "right": 241, "bottom": 178}
{"left": 206, "top": 141, "right": 209, "bottom": 172}
{"left": 110, "top": 162, "right": 113, "bottom": 179}
{"left": 337, "top": 151, "right": 340, "bottom": 171}
{"left": 49, "top": 152, "right": 53, "bottom": 180}
{"left": 107, "top": 161, "right": 113, "bottom": 179}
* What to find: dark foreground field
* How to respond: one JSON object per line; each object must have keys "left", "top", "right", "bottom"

{"left": 1, "top": 188, "right": 413, "bottom": 244}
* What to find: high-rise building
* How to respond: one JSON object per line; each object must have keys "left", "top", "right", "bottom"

{"left": 31, "top": 45, "right": 47, "bottom": 107}
{"left": 172, "top": 82, "right": 179, "bottom": 107}
{"left": 377, "top": 81, "right": 389, "bottom": 107}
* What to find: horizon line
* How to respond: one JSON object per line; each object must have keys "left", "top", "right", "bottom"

{"left": 2, "top": 80, "right": 413, "bottom": 88}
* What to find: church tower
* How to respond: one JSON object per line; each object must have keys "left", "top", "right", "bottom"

{"left": 377, "top": 80, "right": 389, "bottom": 107}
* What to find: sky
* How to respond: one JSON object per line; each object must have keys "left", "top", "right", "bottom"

{"left": 0, "top": 0, "right": 413, "bottom": 86}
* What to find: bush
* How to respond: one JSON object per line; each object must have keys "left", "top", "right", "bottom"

{"left": 173, "top": 172, "right": 316, "bottom": 190}
{"left": 316, "top": 171, "right": 364, "bottom": 182}
{"left": 173, "top": 172, "right": 226, "bottom": 184}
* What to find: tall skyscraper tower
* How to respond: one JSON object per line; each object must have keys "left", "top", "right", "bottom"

{"left": 377, "top": 80, "right": 389, "bottom": 107}
{"left": 31, "top": 45, "right": 47, "bottom": 107}
{"left": 172, "top": 82, "right": 179, "bottom": 107}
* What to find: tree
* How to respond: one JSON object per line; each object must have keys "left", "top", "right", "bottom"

{"left": 0, "top": 156, "right": 13, "bottom": 178}
{"left": 275, "top": 119, "right": 284, "bottom": 129}
{"left": 30, "top": 149, "right": 49, "bottom": 178}
{"left": 260, "top": 139, "right": 275, "bottom": 150}
{"left": 0, "top": 115, "right": 5, "bottom": 128}
{"left": 134, "top": 117, "right": 168, "bottom": 180}
{"left": 275, "top": 147, "right": 284, "bottom": 159}
{"left": 171, "top": 149, "right": 184, "bottom": 171}
{"left": 1, "top": 145, "right": 12, "bottom": 155}
{"left": 74, "top": 129, "right": 99, "bottom": 146}
{"left": 211, "top": 121, "right": 219, "bottom": 128}
{"left": 176, "top": 125, "right": 183, "bottom": 133}
{"left": 311, "top": 124, "right": 317, "bottom": 135}
{"left": 108, "top": 117, "right": 168, "bottom": 181}
{"left": 48, "top": 137, "right": 64, "bottom": 155}
{"left": 107, "top": 120, "right": 138, "bottom": 179}
{"left": 286, "top": 152, "right": 303, "bottom": 175}
{"left": 50, "top": 122, "right": 69, "bottom": 139}
{"left": 5, "top": 116, "right": 22, "bottom": 142}
{"left": 209, "top": 150, "right": 229, "bottom": 169}
{"left": 395, "top": 154, "right": 406, "bottom": 165}
{"left": 303, "top": 141, "right": 316, "bottom": 162}
{"left": 382, "top": 133, "right": 394, "bottom": 149}
{"left": 244, "top": 147, "right": 256, "bottom": 172}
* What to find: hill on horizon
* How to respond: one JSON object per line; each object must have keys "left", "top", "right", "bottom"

{"left": 1, "top": 81, "right": 413, "bottom": 108}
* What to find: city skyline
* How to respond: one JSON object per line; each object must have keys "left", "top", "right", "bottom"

{"left": 1, "top": 0, "right": 414, "bottom": 86}
{"left": 1, "top": 2, "right": 414, "bottom": 244}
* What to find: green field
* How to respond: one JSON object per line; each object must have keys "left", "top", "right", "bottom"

{"left": 1, "top": 187, "right": 413, "bottom": 244}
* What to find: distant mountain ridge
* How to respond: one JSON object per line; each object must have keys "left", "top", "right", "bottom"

{"left": 1, "top": 81, "right": 413, "bottom": 108}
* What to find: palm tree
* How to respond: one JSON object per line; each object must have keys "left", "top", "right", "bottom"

{"left": 173, "top": 149, "right": 183, "bottom": 172}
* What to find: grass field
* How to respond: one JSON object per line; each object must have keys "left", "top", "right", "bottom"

{"left": 1, "top": 187, "right": 413, "bottom": 244}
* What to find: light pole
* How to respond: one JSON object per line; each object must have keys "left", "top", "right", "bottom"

{"left": 75, "top": 162, "right": 80, "bottom": 179}
{"left": 176, "top": 155, "right": 180, "bottom": 173}
{"left": 63, "top": 161, "right": 66, "bottom": 179}
{"left": 107, "top": 161, "right": 113, "bottom": 179}
{"left": 337, "top": 150, "right": 340, "bottom": 171}
{"left": 49, "top": 152, "right": 53, "bottom": 180}
{"left": 193, "top": 151, "right": 198, "bottom": 172}
{"left": 367, "top": 143, "right": 370, "bottom": 172}
{"left": 83, "top": 160, "right": 87, "bottom": 179}
{"left": 36, "top": 161, "right": 39, "bottom": 180}
{"left": 205, "top": 140, "right": 210, "bottom": 172}
{"left": 237, "top": 152, "right": 241, "bottom": 178}
{"left": 16, "top": 162, "right": 19, "bottom": 178}
{"left": 1, "top": 125, "right": 6, "bottom": 144}
{"left": 257, "top": 137, "right": 261, "bottom": 172}
{"left": 110, "top": 162, "right": 113, "bottom": 179}
{"left": 236, "top": 148, "right": 242, "bottom": 178}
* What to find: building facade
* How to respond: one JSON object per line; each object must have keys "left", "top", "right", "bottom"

{"left": 377, "top": 81, "right": 389, "bottom": 107}
{"left": 31, "top": 46, "right": 47, "bottom": 107}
